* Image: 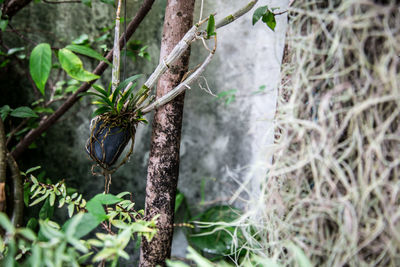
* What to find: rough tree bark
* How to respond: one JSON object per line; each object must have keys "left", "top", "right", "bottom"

{"left": 139, "top": 0, "right": 195, "bottom": 266}
{"left": 11, "top": 0, "right": 155, "bottom": 160}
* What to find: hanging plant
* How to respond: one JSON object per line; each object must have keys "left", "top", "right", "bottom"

{"left": 85, "top": 0, "right": 150, "bottom": 171}
{"left": 85, "top": 76, "right": 149, "bottom": 170}
{"left": 84, "top": 1, "right": 221, "bottom": 171}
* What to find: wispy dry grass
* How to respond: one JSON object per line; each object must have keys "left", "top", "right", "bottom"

{"left": 233, "top": 1, "right": 400, "bottom": 266}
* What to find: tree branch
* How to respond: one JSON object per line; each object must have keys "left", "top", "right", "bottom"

{"left": 42, "top": 0, "right": 81, "bottom": 4}
{"left": 11, "top": 0, "right": 156, "bottom": 160}
{"left": 2, "top": 0, "right": 33, "bottom": 19}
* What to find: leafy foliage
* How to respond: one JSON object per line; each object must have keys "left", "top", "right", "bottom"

{"left": 0, "top": 178, "right": 158, "bottom": 266}
{"left": 85, "top": 74, "right": 150, "bottom": 118}
{"left": 252, "top": 5, "right": 277, "bottom": 31}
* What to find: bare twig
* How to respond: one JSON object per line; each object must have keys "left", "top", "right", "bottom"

{"left": 215, "top": 0, "right": 258, "bottom": 28}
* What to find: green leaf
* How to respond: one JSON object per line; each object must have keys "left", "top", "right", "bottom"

{"left": 111, "top": 86, "right": 121, "bottom": 105}
{"left": 72, "top": 34, "right": 89, "bottom": 45}
{"left": 34, "top": 106, "right": 54, "bottom": 114}
{"left": 83, "top": 92, "right": 113, "bottom": 107}
{"left": 29, "top": 43, "right": 52, "bottom": 95}
{"left": 39, "top": 198, "right": 54, "bottom": 220}
{"left": 68, "top": 203, "right": 75, "bottom": 217}
{"left": 175, "top": 192, "right": 185, "bottom": 213}
{"left": 7, "top": 47, "right": 25, "bottom": 55}
{"left": 16, "top": 228, "right": 36, "bottom": 241}
{"left": 26, "top": 217, "right": 38, "bottom": 231}
{"left": 65, "top": 44, "right": 111, "bottom": 66}
{"left": 0, "top": 19, "right": 8, "bottom": 31}
{"left": 99, "top": 0, "right": 114, "bottom": 6}
{"left": 26, "top": 166, "right": 41, "bottom": 174}
{"left": 166, "top": 260, "right": 191, "bottom": 267}
{"left": 186, "top": 247, "right": 214, "bottom": 267}
{"left": 86, "top": 194, "right": 121, "bottom": 221}
{"left": 116, "top": 192, "right": 131, "bottom": 198}
{"left": 0, "top": 105, "right": 11, "bottom": 120}
{"left": 117, "top": 83, "right": 136, "bottom": 113}
{"left": 288, "top": 243, "right": 312, "bottom": 267}
{"left": 24, "top": 183, "right": 30, "bottom": 206}
{"left": 92, "top": 84, "right": 109, "bottom": 97}
{"left": 0, "top": 212, "right": 14, "bottom": 233}
{"left": 65, "top": 213, "right": 100, "bottom": 238}
{"left": 10, "top": 106, "right": 39, "bottom": 118}
{"left": 49, "top": 192, "right": 56, "bottom": 206}
{"left": 78, "top": 252, "right": 94, "bottom": 264}
{"left": 92, "top": 106, "right": 112, "bottom": 117}
{"left": 81, "top": 0, "right": 91, "bottom": 7}
{"left": 65, "top": 85, "right": 79, "bottom": 93}
{"left": 189, "top": 206, "right": 241, "bottom": 255}
{"left": 206, "top": 14, "right": 216, "bottom": 38}
{"left": 116, "top": 74, "right": 142, "bottom": 93}
{"left": 58, "top": 48, "right": 99, "bottom": 82}
{"left": 252, "top": 5, "right": 269, "bottom": 25}
{"left": 262, "top": 11, "right": 276, "bottom": 31}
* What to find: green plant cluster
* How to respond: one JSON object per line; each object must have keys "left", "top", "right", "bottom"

{"left": 0, "top": 171, "right": 158, "bottom": 266}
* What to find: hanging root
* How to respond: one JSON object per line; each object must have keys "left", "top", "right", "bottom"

{"left": 226, "top": 1, "right": 400, "bottom": 266}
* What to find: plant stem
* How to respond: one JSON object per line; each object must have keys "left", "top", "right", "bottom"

{"left": 111, "top": 0, "right": 122, "bottom": 92}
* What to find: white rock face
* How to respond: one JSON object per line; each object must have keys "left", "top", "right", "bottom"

{"left": 172, "top": 0, "right": 289, "bottom": 257}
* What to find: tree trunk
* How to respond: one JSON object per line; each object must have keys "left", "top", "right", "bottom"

{"left": 139, "top": 0, "right": 194, "bottom": 266}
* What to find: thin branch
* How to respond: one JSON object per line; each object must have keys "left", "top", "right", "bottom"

{"left": 215, "top": 0, "right": 258, "bottom": 29}
{"left": 5, "top": 118, "right": 29, "bottom": 147}
{"left": 7, "top": 23, "right": 37, "bottom": 46}
{"left": 11, "top": 0, "right": 156, "bottom": 160}
{"left": 42, "top": 0, "right": 81, "bottom": 3}
{"left": 141, "top": 36, "right": 216, "bottom": 114}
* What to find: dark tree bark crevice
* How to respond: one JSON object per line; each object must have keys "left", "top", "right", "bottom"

{"left": 139, "top": 0, "right": 195, "bottom": 266}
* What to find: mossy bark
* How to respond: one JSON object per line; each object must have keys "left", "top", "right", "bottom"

{"left": 139, "top": 0, "right": 195, "bottom": 266}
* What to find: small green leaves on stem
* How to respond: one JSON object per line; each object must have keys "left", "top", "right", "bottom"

{"left": 1, "top": 105, "right": 39, "bottom": 120}
{"left": 206, "top": 14, "right": 216, "bottom": 38}
{"left": 252, "top": 5, "right": 277, "bottom": 31}
{"left": 10, "top": 107, "right": 39, "bottom": 118}
{"left": 29, "top": 43, "right": 52, "bottom": 95}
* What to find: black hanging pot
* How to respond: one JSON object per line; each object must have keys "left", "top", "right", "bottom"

{"left": 85, "top": 118, "right": 135, "bottom": 169}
